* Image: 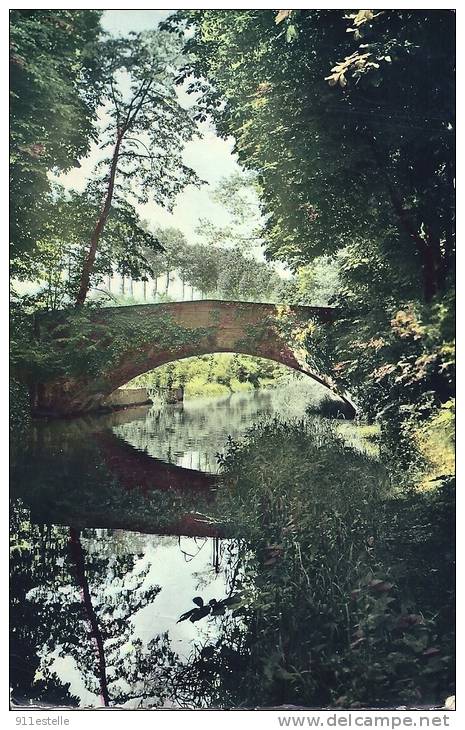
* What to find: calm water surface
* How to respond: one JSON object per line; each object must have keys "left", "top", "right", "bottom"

{"left": 10, "top": 378, "right": 368, "bottom": 708}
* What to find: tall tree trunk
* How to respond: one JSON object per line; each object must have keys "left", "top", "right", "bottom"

{"left": 129, "top": 278, "right": 134, "bottom": 298}
{"left": 165, "top": 270, "right": 170, "bottom": 295}
{"left": 153, "top": 276, "right": 158, "bottom": 300}
{"left": 121, "top": 275, "right": 125, "bottom": 296}
{"left": 369, "top": 136, "right": 441, "bottom": 303}
{"left": 143, "top": 280, "right": 147, "bottom": 301}
{"left": 75, "top": 133, "right": 123, "bottom": 306}
{"left": 69, "top": 527, "right": 110, "bottom": 706}
{"left": 182, "top": 278, "right": 185, "bottom": 300}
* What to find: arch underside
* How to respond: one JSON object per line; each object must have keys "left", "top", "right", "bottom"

{"left": 35, "top": 342, "right": 355, "bottom": 417}
{"left": 101, "top": 342, "right": 355, "bottom": 418}
{"left": 105, "top": 344, "right": 318, "bottom": 390}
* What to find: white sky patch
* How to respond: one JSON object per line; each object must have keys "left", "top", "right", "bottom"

{"left": 133, "top": 128, "right": 243, "bottom": 243}
{"left": 101, "top": 9, "right": 173, "bottom": 36}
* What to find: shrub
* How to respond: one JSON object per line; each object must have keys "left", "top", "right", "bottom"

{"left": 306, "top": 393, "right": 356, "bottom": 420}
{"left": 185, "top": 377, "right": 230, "bottom": 398}
{"left": 183, "top": 417, "right": 456, "bottom": 708}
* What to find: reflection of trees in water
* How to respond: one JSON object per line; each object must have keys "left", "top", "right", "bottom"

{"left": 69, "top": 528, "right": 110, "bottom": 705}
{"left": 111, "top": 539, "right": 249, "bottom": 709}
{"left": 172, "top": 544, "right": 259, "bottom": 709}
{"left": 114, "top": 379, "right": 324, "bottom": 472}
{"left": 11, "top": 498, "right": 301, "bottom": 710}
{"left": 169, "top": 618, "right": 251, "bottom": 708}
{"left": 114, "top": 394, "right": 274, "bottom": 472}
{"left": 81, "top": 530, "right": 178, "bottom": 558}
{"left": 11, "top": 502, "right": 250, "bottom": 709}
{"left": 30, "top": 529, "right": 175, "bottom": 707}
{"left": 11, "top": 505, "right": 176, "bottom": 708}
{"left": 11, "top": 500, "right": 243, "bottom": 708}
{"left": 82, "top": 529, "right": 146, "bottom": 557}
{"left": 10, "top": 499, "right": 79, "bottom": 706}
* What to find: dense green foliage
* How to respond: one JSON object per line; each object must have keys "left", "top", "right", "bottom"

{"left": 330, "top": 293, "right": 455, "bottom": 481}
{"left": 171, "top": 9, "right": 454, "bottom": 302}
{"left": 10, "top": 10, "right": 103, "bottom": 262}
{"left": 179, "top": 418, "right": 454, "bottom": 708}
{"left": 168, "top": 7, "right": 455, "bottom": 484}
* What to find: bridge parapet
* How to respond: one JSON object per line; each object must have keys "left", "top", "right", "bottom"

{"left": 25, "top": 300, "right": 354, "bottom": 417}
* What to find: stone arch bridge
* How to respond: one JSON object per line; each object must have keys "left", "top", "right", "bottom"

{"left": 30, "top": 300, "right": 355, "bottom": 417}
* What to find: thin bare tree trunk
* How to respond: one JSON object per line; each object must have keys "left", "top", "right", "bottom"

{"left": 74, "top": 74, "right": 156, "bottom": 306}
{"left": 75, "top": 134, "right": 123, "bottom": 306}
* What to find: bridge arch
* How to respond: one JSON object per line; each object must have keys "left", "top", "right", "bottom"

{"left": 106, "top": 348, "right": 350, "bottom": 413}
{"left": 32, "top": 301, "right": 356, "bottom": 417}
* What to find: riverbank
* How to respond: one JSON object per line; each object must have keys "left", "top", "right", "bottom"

{"left": 196, "top": 416, "right": 455, "bottom": 709}
{"left": 183, "top": 375, "right": 278, "bottom": 399}
{"left": 10, "top": 380, "right": 454, "bottom": 709}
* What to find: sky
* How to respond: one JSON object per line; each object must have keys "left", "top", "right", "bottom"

{"left": 55, "top": 9, "right": 246, "bottom": 248}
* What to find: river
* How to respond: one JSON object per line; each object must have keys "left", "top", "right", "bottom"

{"left": 10, "top": 377, "right": 374, "bottom": 709}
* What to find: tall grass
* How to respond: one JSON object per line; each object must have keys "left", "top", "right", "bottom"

{"left": 191, "top": 417, "right": 455, "bottom": 708}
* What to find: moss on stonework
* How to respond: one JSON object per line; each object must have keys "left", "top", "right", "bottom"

{"left": 23, "top": 308, "right": 216, "bottom": 385}
{"left": 16, "top": 303, "right": 337, "bottom": 412}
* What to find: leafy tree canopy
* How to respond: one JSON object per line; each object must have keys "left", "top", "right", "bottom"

{"left": 167, "top": 9, "right": 455, "bottom": 303}
{"left": 12, "top": 185, "right": 163, "bottom": 311}
{"left": 10, "top": 10, "right": 104, "bottom": 258}
{"left": 75, "top": 28, "right": 200, "bottom": 304}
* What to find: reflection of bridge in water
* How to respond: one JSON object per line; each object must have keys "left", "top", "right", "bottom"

{"left": 94, "top": 429, "right": 224, "bottom": 538}
{"left": 22, "top": 377, "right": 356, "bottom": 540}
{"left": 95, "top": 431, "right": 217, "bottom": 493}
{"left": 23, "top": 383, "right": 354, "bottom": 538}
{"left": 15, "top": 405, "right": 225, "bottom": 538}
